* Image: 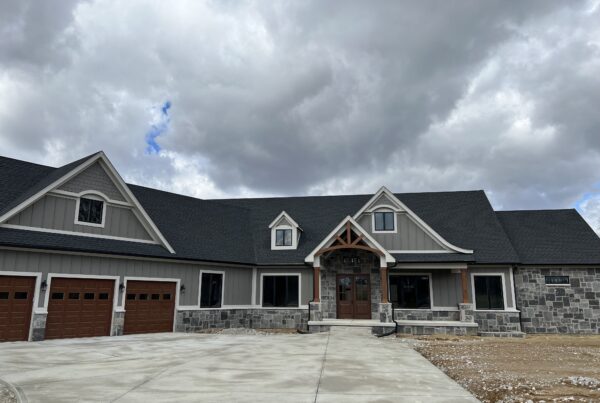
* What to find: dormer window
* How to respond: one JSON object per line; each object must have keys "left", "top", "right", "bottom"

{"left": 76, "top": 196, "right": 105, "bottom": 227}
{"left": 373, "top": 211, "right": 395, "bottom": 232}
{"left": 269, "top": 211, "right": 301, "bottom": 250}
{"left": 275, "top": 228, "right": 293, "bottom": 246}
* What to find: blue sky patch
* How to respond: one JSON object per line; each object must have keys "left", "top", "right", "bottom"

{"left": 145, "top": 101, "right": 171, "bottom": 154}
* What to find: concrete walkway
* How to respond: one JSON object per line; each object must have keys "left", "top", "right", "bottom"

{"left": 0, "top": 328, "right": 477, "bottom": 402}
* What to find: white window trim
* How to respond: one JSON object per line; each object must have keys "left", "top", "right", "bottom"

{"left": 272, "top": 225, "right": 297, "bottom": 250}
{"left": 372, "top": 209, "right": 397, "bottom": 234}
{"left": 470, "top": 272, "right": 510, "bottom": 312}
{"left": 0, "top": 271, "right": 43, "bottom": 342}
{"left": 74, "top": 193, "right": 107, "bottom": 228}
{"left": 198, "top": 270, "right": 226, "bottom": 309}
{"left": 259, "top": 272, "right": 302, "bottom": 309}
{"left": 388, "top": 272, "right": 434, "bottom": 309}
{"left": 43, "top": 273, "right": 120, "bottom": 336}
{"left": 122, "top": 276, "right": 181, "bottom": 332}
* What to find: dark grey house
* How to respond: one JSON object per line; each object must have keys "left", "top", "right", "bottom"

{"left": 1, "top": 151, "right": 599, "bottom": 341}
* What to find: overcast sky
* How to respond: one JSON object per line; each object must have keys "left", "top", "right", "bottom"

{"left": 1, "top": 1, "right": 600, "bottom": 230}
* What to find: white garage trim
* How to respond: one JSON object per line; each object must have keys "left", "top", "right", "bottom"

{"left": 122, "top": 276, "right": 181, "bottom": 332}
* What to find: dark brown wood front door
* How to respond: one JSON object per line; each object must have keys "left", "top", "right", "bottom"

{"left": 0, "top": 275, "right": 36, "bottom": 342}
{"left": 123, "top": 281, "right": 176, "bottom": 335}
{"left": 336, "top": 274, "right": 371, "bottom": 319}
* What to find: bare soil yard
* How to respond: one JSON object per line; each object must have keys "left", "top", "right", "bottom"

{"left": 404, "top": 334, "right": 600, "bottom": 402}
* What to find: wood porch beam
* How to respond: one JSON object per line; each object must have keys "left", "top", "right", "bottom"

{"left": 380, "top": 266, "right": 389, "bottom": 304}
{"left": 316, "top": 244, "right": 384, "bottom": 257}
{"left": 461, "top": 269, "right": 469, "bottom": 303}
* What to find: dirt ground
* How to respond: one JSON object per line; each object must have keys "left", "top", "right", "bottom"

{"left": 404, "top": 334, "right": 600, "bottom": 402}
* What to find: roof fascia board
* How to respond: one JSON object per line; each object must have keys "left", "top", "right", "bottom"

{"left": 95, "top": 153, "right": 176, "bottom": 254}
{"left": 0, "top": 153, "right": 102, "bottom": 225}
{"left": 305, "top": 215, "right": 395, "bottom": 264}
{"left": 268, "top": 211, "right": 301, "bottom": 230}
{"left": 353, "top": 186, "right": 474, "bottom": 254}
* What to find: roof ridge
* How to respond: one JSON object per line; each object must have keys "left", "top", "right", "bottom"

{"left": 497, "top": 208, "right": 577, "bottom": 213}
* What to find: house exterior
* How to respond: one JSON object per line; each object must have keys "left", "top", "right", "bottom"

{"left": 1, "top": 151, "right": 599, "bottom": 342}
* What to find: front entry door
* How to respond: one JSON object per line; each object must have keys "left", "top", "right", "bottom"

{"left": 336, "top": 274, "right": 371, "bottom": 319}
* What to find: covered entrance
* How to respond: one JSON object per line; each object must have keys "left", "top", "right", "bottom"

{"left": 336, "top": 274, "right": 371, "bottom": 319}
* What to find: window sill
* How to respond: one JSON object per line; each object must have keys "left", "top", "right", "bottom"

{"left": 474, "top": 309, "right": 520, "bottom": 313}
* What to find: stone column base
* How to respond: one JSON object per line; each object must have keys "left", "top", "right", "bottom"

{"left": 112, "top": 311, "right": 125, "bottom": 336}
{"left": 379, "top": 302, "right": 393, "bottom": 323}
{"left": 31, "top": 312, "right": 47, "bottom": 341}
{"left": 459, "top": 303, "right": 475, "bottom": 323}
{"left": 309, "top": 302, "right": 323, "bottom": 322}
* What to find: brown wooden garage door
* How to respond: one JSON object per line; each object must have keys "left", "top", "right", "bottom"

{"left": 0, "top": 276, "right": 36, "bottom": 342}
{"left": 46, "top": 278, "right": 114, "bottom": 340}
{"left": 124, "top": 281, "right": 176, "bottom": 335}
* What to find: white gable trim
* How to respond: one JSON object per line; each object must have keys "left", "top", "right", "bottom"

{"left": 268, "top": 211, "right": 300, "bottom": 229}
{"left": 0, "top": 152, "right": 175, "bottom": 254}
{"left": 353, "top": 186, "right": 473, "bottom": 254}
{"left": 304, "top": 215, "right": 395, "bottom": 264}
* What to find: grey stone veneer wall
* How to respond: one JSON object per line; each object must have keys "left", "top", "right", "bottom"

{"left": 321, "top": 251, "right": 381, "bottom": 320}
{"left": 514, "top": 267, "right": 600, "bottom": 334}
{"left": 31, "top": 313, "right": 47, "bottom": 341}
{"left": 474, "top": 312, "right": 521, "bottom": 333}
{"left": 396, "top": 324, "right": 478, "bottom": 336}
{"left": 394, "top": 309, "right": 459, "bottom": 321}
{"left": 176, "top": 309, "right": 309, "bottom": 332}
{"left": 112, "top": 312, "right": 125, "bottom": 336}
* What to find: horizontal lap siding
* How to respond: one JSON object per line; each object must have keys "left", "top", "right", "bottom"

{"left": 0, "top": 249, "right": 254, "bottom": 308}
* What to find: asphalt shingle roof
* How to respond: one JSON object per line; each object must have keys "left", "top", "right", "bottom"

{"left": 497, "top": 209, "right": 600, "bottom": 265}
{"left": 1, "top": 154, "right": 598, "bottom": 266}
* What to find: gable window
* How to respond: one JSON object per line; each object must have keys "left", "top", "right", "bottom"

{"left": 474, "top": 275, "right": 504, "bottom": 310}
{"left": 77, "top": 197, "right": 104, "bottom": 225}
{"left": 200, "top": 272, "right": 223, "bottom": 308}
{"left": 275, "top": 229, "right": 293, "bottom": 246}
{"left": 374, "top": 211, "right": 395, "bottom": 232}
{"left": 262, "top": 275, "right": 299, "bottom": 307}
{"left": 389, "top": 275, "right": 431, "bottom": 309}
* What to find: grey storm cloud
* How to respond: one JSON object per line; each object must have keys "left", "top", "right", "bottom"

{"left": 1, "top": 0, "right": 600, "bottom": 230}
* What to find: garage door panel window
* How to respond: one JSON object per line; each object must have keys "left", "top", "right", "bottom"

{"left": 99, "top": 293, "right": 109, "bottom": 300}
{"left": 0, "top": 292, "right": 8, "bottom": 299}
{"left": 474, "top": 275, "right": 504, "bottom": 310}
{"left": 52, "top": 292, "right": 64, "bottom": 299}
{"left": 262, "top": 275, "right": 299, "bottom": 307}
{"left": 14, "top": 292, "right": 28, "bottom": 300}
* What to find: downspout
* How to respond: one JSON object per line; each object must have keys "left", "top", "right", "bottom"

{"left": 512, "top": 264, "right": 523, "bottom": 332}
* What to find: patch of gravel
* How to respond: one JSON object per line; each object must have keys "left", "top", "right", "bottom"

{"left": 0, "top": 384, "right": 17, "bottom": 403}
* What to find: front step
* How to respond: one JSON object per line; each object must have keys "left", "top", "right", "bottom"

{"left": 308, "top": 319, "right": 396, "bottom": 336}
{"left": 395, "top": 320, "right": 479, "bottom": 336}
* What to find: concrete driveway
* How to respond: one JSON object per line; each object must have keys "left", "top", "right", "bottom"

{"left": 0, "top": 327, "right": 477, "bottom": 402}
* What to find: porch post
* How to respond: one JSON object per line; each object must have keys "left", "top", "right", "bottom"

{"left": 313, "top": 266, "right": 320, "bottom": 303}
{"left": 380, "top": 266, "right": 389, "bottom": 304}
{"left": 460, "top": 269, "right": 469, "bottom": 303}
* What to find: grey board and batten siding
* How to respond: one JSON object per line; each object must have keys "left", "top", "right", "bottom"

{"left": 0, "top": 249, "right": 258, "bottom": 307}
{"left": 358, "top": 212, "right": 446, "bottom": 251}
{"left": 58, "top": 161, "right": 127, "bottom": 202}
{"left": 254, "top": 267, "right": 314, "bottom": 306}
{"left": 7, "top": 194, "right": 153, "bottom": 241}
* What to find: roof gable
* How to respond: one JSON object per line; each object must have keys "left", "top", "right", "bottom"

{"left": 58, "top": 161, "right": 127, "bottom": 202}
{"left": 0, "top": 152, "right": 175, "bottom": 254}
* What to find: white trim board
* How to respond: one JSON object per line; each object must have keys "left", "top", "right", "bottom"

{"left": 198, "top": 269, "right": 226, "bottom": 308}
{"left": 353, "top": 186, "right": 473, "bottom": 254}
{"left": 73, "top": 194, "right": 107, "bottom": 228}
{"left": 371, "top": 208, "right": 398, "bottom": 234}
{"left": 0, "top": 270, "right": 43, "bottom": 341}
{"left": 0, "top": 223, "right": 159, "bottom": 244}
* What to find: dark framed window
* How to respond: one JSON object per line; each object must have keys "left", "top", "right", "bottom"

{"left": 14, "top": 292, "right": 28, "bottom": 299}
{"left": 68, "top": 292, "right": 80, "bottom": 300}
{"left": 163, "top": 293, "right": 171, "bottom": 300}
{"left": 0, "top": 292, "right": 9, "bottom": 299}
{"left": 126, "top": 293, "right": 136, "bottom": 300}
{"left": 389, "top": 275, "right": 431, "bottom": 309}
{"left": 374, "top": 212, "right": 394, "bottom": 231}
{"left": 77, "top": 197, "right": 104, "bottom": 225}
{"left": 52, "top": 292, "right": 64, "bottom": 300}
{"left": 151, "top": 294, "right": 160, "bottom": 300}
{"left": 84, "top": 293, "right": 94, "bottom": 300}
{"left": 200, "top": 272, "right": 223, "bottom": 308}
{"left": 262, "top": 275, "right": 299, "bottom": 307}
{"left": 275, "top": 229, "right": 293, "bottom": 246}
{"left": 98, "top": 293, "right": 109, "bottom": 300}
{"left": 139, "top": 294, "right": 148, "bottom": 300}
{"left": 545, "top": 275, "right": 570, "bottom": 285}
{"left": 474, "top": 275, "right": 504, "bottom": 310}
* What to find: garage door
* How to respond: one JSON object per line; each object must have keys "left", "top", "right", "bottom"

{"left": 46, "top": 278, "right": 114, "bottom": 340}
{"left": 0, "top": 276, "right": 36, "bottom": 342}
{"left": 124, "top": 281, "right": 176, "bottom": 335}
